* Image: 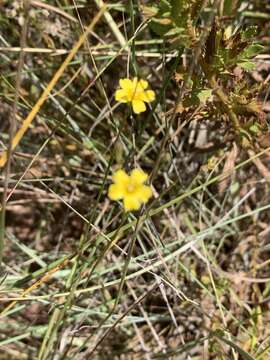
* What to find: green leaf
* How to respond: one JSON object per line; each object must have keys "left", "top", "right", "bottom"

{"left": 242, "top": 43, "right": 264, "bottom": 58}
{"left": 160, "top": 0, "right": 171, "bottom": 11}
{"left": 249, "top": 122, "right": 260, "bottom": 134}
{"left": 237, "top": 61, "right": 255, "bottom": 71}
{"left": 197, "top": 89, "right": 212, "bottom": 103}
{"left": 141, "top": 5, "right": 159, "bottom": 18}
{"left": 149, "top": 20, "right": 172, "bottom": 36}
{"left": 242, "top": 26, "right": 258, "bottom": 40}
{"left": 171, "top": 0, "right": 185, "bottom": 27}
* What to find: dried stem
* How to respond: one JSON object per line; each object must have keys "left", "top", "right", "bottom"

{"left": 200, "top": 61, "right": 241, "bottom": 131}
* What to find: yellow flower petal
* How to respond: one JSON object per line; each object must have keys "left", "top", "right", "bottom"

{"left": 119, "top": 78, "right": 133, "bottom": 90}
{"left": 112, "top": 169, "right": 129, "bottom": 185}
{"left": 123, "top": 195, "right": 141, "bottom": 211}
{"left": 115, "top": 78, "right": 155, "bottom": 114}
{"left": 132, "top": 99, "right": 146, "bottom": 114}
{"left": 115, "top": 89, "right": 128, "bottom": 102}
{"left": 138, "top": 79, "right": 148, "bottom": 90}
{"left": 108, "top": 184, "right": 125, "bottom": 200}
{"left": 142, "top": 90, "right": 155, "bottom": 103}
{"left": 109, "top": 168, "right": 152, "bottom": 211}
{"left": 130, "top": 169, "right": 148, "bottom": 185}
{"left": 137, "top": 185, "right": 152, "bottom": 203}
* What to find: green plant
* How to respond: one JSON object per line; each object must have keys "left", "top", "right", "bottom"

{"left": 144, "top": 0, "right": 265, "bottom": 146}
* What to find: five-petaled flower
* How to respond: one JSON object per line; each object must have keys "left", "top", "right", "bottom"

{"left": 115, "top": 77, "right": 155, "bottom": 114}
{"left": 108, "top": 169, "right": 153, "bottom": 211}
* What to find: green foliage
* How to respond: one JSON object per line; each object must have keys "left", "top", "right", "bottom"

{"left": 143, "top": 0, "right": 201, "bottom": 47}
{"left": 196, "top": 88, "right": 212, "bottom": 103}
{"left": 205, "top": 25, "right": 264, "bottom": 73}
{"left": 145, "top": 1, "right": 263, "bottom": 72}
{"left": 145, "top": 0, "right": 265, "bottom": 145}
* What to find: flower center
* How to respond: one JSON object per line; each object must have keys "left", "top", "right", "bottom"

{"left": 127, "top": 89, "right": 135, "bottom": 100}
{"left": 127, "top": 87, "right": 143, "bottom": 101}
{"left": 127, "top": 183, "right": 135, "bottom": 193}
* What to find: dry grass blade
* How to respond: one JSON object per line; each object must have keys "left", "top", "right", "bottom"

{"left": 0, "top": 5, "right": 107, "bottom": 168}
{"left": 0, "top": 0, "right": 30, "bottom": 263}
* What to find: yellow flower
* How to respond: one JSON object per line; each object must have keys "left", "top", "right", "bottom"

{"left": 115, "top": 77, "right": 155, "bottom": 114}
{"left": 108, "top": 169, "right": 153, "bottom": 211}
